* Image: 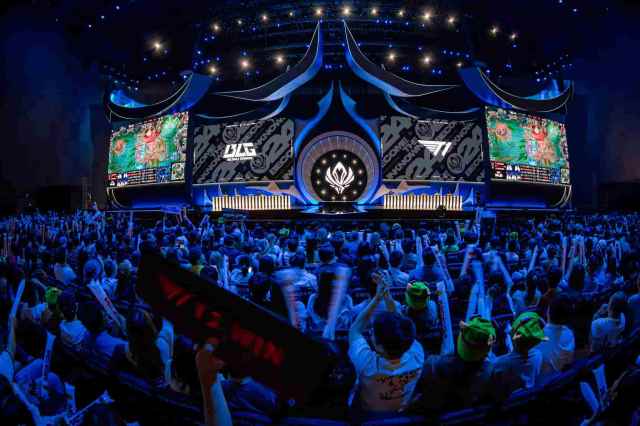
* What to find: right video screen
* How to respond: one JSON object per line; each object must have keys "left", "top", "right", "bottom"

{"left": 486, "top": 106, "right": 570, "bottom": 185}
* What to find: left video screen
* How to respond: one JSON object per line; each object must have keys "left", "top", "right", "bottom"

{"left": 107, "top": 111, "right": 188, "bottom": 188}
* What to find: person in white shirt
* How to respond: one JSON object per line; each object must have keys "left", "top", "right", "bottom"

{"left": 590, "top": 291, "right": 627, "bottom": 353}
{"left": 58, "top": 290, "right": 88, "bottom": 349}
{"left": 492, "top": 312, "right": 546, "bottom": 398}
{"left": 348, "top": 274, "right": 424, "bottom": 414}
{"left": 537, "top": 294, "right": 575, "bottom": 376}
{"left": 388, "top": 250, "right": 409, "bottom": 288}
{"left": 53, "top": 247, "right": 76, "bottom": 285}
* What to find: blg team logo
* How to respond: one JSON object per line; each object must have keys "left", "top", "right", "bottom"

{"left": 223, "top": 143, "right": 257, "bottom": 161}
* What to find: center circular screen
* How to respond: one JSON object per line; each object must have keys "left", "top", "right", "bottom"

{"left": 310, "top": 150, "right": 368, "bottom": 201}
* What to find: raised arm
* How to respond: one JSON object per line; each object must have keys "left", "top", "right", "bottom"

{"left": 349, "top": 278, "right": 385, "bottom": 344}
{"left": 196, "top": 344, "right": 232, "bottom": 426}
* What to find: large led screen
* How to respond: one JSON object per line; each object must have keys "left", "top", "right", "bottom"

{"left": 486, "top": 107, "right": 570, "bottom": 185}
{"left": 380, "top": 116, "right": 484, "bottom": 182}
{"left": 192, "top": 117, "right": 294, "bottom": 184}
{"left": 107, "top": 112, "right": 188, "bottom": 187}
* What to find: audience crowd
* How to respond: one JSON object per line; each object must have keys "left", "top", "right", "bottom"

{"left": 1, "top": 205, "right": 639, "bottom": 425}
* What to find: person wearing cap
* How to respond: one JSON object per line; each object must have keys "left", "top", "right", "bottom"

{"left": 420, "top": 316, "right": 496, "bottom": 410}
{"left": 401, "top": 281, "right": 438, "bottom": 335}
{"left": 491, "top": 312, "right": 546, "bottom": 397}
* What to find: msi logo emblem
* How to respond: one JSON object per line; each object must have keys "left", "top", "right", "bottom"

{"left": 325, "top": 162, "right": 355, "bottom": 195}
{"left": 418, "top": 140, "right": 452, "bottom": 158}
{"left": 223, "top": 143, "right": 257, "bottom": 161}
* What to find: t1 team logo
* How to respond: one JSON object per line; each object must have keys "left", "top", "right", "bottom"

{"left": 223, "top": 143, "right": 257, "bottom": 161}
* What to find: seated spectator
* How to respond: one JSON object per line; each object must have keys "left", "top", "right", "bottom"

{"left": 78, "top": 301, "right": 126, "bottom": 358}
{"left": 627, "top": 275, "right": 640, "bottom": 332}
{"left": 289, "top": 253, "right": 317, "bottom": 292}
{"left": 110, "top": 309, "right": 166, "bottom": 386}
{"left": 53, "top": 247, "right": 76, "bottom": 285}
{"left": 348, "top": 290, "right": 423, "bottom": 414}
{"left": 537, "top": 294, "right": 575, "bottom": 376}
{"left": 590, "top": 291, "right": 627, "bottom": 352}
{"left": 400, "top": 281, "right": 439, "bottom": 334}
{"left": 409, "top": 248, "right": 444, "bottom": 283}
{"left": 307, "top": 267, "right": 353, "bottom": 333}
{"left": 491, "top": 312, "right": 546, "bottom": 397}
{"left": 512, "top": 269, "right": 544, "bottom": 315}
{"left": 221, "top": 354, "right": 279, "bottom": 416}
{"left": 388, "top": 250, "right": 409, "bottom": 288}
{"left": 421, "top": 317, "right": 496, "bottom": 410}
{"left": 58, "top": 289, "right": 88, "bottom": 349}
{"left": 230, "top": 255, "right": 253, "bottom": 289}
{"left": 101, "top": 259, "right": 118, "bottom": 299}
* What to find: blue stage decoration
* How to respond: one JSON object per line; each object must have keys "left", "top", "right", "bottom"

{"left": 195, "top": 93, "right": 290, "bottom": 122}
{"left": 343, "top": 21, "right": 456, "bottom": 98}
{"left": 339, "top": 82, "right": 381, "bottom": 156}
{"left": 383, "top": 92, "right": 480, "bottom": 120}
{"left": 105, "top": 72, "right": 213, "bottom": 120}
{"left": 292, "top": 83, "right": 334, "bottom": 205}
{"left": 459, "top": 67, "right": 573, "bottom": 112}
{"left": 215, "top": 23, "right": 323, "bottom": 102}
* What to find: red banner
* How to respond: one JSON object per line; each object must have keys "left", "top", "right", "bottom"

{"left": 137, "top": 253, "right": 333, "bottom": 402}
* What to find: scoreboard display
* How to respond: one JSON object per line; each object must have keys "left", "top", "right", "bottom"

{"left": 486, "top": 107, "right": 570, "bottom": 185}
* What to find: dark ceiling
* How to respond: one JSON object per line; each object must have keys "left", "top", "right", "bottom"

{"left": 7, "top": 1, "right": 635, "bottom": 95}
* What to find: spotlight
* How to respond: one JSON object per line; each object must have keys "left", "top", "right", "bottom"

{"left": 240, "top": 59, "right": 250, "bottom": 69}
{"left": 447, "top": 16, "right": 456, "bottom": 25}
{"left": 510, "top": 32, "right": 518, "bottom": 40}
{"left": 387, "top": 52, "right": 396, "bottom": 62}
{"left": 490, "top": 26, "right": 499, "bottom": 36}
{"left": 153, "top": 42, "right": 162, "bottom": 51}
{"left": 342, "top": 6, "right": 351, "bottom": 16}
{"left": 456, "top": 62, "right": 463, "bottom": 68}
{"left": 398, "top": 9, "right": 405, "bottom": 17}
{"left": 315, "top": 7, "right": 323, "bottom": 17}
{"left": 212, "top": 23, "right": 220, "bottom": 32}
{"left": 209, "top": 65, "right": 218, "bottom": 75}
{"left": 371, "top": 7, "right": 378, "bottom": 16}
{"left": 237, "top": 19, "right": 243, "bottom": 26}
{"left": 288, "top": 11, "right": 294, "bottom": 17}
{"left": 261, "top": 14, "right": 268, "bottom": 22}
{"left": 422, "top": 55, "right": 432, "bottom": 65}
{"left": 275, "top": 54, "right": 285, "bottom": 64}
{"left": 422, "top": 11, "right": 433, "bottom": 21}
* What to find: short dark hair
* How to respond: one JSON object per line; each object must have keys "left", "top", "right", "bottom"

{"left": 372, "top": 312, "right": 416, "bottom": 359}
{"left": 78, "top": 301, "right": 104, "bottom": 334}
{"left": 290, "top": 253, "right": 306, "bottom": 269}
{"left": 318, "top": 244, "right": 335, "bottom": 264}
{"left": 389, "top": 250, "right": 404, "bottom": 268}
{"left": 548, "top": 294, "right": 572, "bottom": 325}
{"left": 59, "top": 289, "right": 78, "bottom": 321}
{"left": 422, "top": 249, "right": 436, "bottom": 266}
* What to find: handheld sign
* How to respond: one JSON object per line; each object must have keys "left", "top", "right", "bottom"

{"left": 137, "top": 253, "right": 333, "bottom": 402}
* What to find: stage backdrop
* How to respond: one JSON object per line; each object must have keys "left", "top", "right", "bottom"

{"left": 192, "top": 117, "right": 294, "bottom": 185}
{"left": 380, "top": 116, "right": 484, "bottom": 182}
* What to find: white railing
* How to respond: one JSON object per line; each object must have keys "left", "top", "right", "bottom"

{"left": 383, "top": 193, "right": 463, "bottom": 211}
{"left": 211, "top": 194, "right": 291, "bottom": 212}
